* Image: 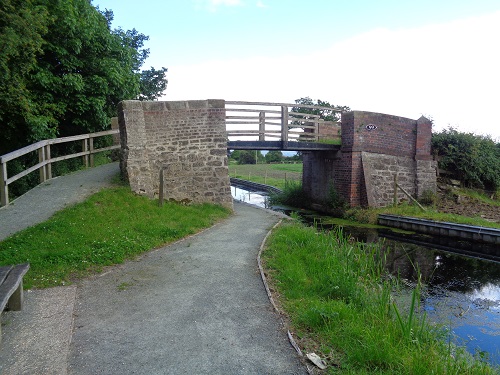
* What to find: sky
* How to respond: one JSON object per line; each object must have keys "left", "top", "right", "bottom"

{"left": 93, "top": 0, "right": 500, "bottom": 141}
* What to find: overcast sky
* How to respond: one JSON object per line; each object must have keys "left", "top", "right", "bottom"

{"left": 93, "top": 0, "right": 500, "bottom": 141}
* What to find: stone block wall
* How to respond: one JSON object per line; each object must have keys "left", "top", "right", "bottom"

{"left": 303, "top": 111, "right": 437, "bottom": 207}
{"left": 118, "top": 100, "right": 233, "bottom": 210}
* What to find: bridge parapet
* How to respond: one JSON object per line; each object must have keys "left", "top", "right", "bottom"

{"left": 226, "top": 101, "right": 341, "bottom": 151}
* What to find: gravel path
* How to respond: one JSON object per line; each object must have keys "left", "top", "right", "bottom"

{"left": 0, "top": 165, "right": 306, "bottom": 374}
{"left": 0, "top": 163, "right": 120, "bottom": 241}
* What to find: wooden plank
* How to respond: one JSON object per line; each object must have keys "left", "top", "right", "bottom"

{"left": 92, "top": 145, "right": 120, "bottom": 153}
{"left": 225, "top": 108, "right": 281, "bottom": 114}
{"left": 6, "top": 161, "right": 48, "bottom": 185}
{"left": 288, "top": 111, "right": 320, "bottom": 118}
{"left": 226, "top": 100, "right": 342, "bottom": 112}
{"left": 0, "top": 141, "right": 47, "bottom": 163}
{"left": 281, "top": 106, "right": 289, "bottom": 149}
{"left": 0, "top": 266, "right": 13, "bottom": 285}
{"left": 49, "top": 134, "right": 90, "bottom": 145}
{"left": 50, "top": 150, "right": 89, "bottom": 163}
{"left": 0, "top": 264, "right": 29, "bottom": 312}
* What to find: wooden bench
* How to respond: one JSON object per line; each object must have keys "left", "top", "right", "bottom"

{"left": 0, "top": 263, "right": 30, "bottom": 343}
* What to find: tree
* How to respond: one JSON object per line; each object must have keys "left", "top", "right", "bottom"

{"left": 265, "top": 150, "right": 283, "bottom": 163}
{"left": 292, "top": 97, "right": 350, "bottom": 122}
{"left": 0, "top": 1, "right": 168, "bottom": 155}
{"left": 0, "top": 0, "right": 50, "bottom": 153}
{"left": 139, "top": 67, "right": 168, "bottom": 101}
{"left": 237, "top": 150, "right": 256, "bottom": 164}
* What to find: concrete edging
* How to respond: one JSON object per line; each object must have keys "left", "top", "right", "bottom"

{"left": 378, "top": 214, "right": 500, "bottom": 245}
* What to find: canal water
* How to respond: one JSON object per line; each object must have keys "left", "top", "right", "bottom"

{"left": 232, "top": 186, "right": 500, "bottom": 366}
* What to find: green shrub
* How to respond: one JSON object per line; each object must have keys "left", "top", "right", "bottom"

{"left": 269, "top": 180, "right": 308, "bottom": 208}
{"left": 432, "top": 128, "right": 500, "bottom": 191}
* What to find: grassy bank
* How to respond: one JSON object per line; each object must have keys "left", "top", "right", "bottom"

{"left": 344, "top": 203, "right": 500, "bottom": 229}
{"left": 0, "top": 186, "right": 231, "bottom": 288}
{"left": 263, "top": 221, "right": 498, "bottom": 374}
{"left": 231, "top": 163, "right": 500, "bottom": 229}
{"left": 228, "top": 162, "right": 302, "bottom": 190}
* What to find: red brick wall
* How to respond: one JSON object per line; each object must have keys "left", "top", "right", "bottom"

{"left": 303, "top": 111, "right": 435, "bottom": 207}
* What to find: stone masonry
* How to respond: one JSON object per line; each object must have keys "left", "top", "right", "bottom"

{"left": 118, "top": 100, "right": 233, "bottom": 210}
{"left": 303, "top": 111, "right": 436, "bottom": 207}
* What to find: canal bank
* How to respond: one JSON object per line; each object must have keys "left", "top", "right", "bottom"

{"left": 231, "top": 181, "right": 500, "bottom": 368}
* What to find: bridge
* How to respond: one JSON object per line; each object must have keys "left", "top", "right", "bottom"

{"left": 225, "top": 101, "right": 341, "bottom": 151}
{"left": 1, "top": 99, "right": 436, "bottom": 210}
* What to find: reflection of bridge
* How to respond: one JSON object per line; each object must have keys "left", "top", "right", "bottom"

{"left": 225, "top": 101, "right": 341, "bottom": 151}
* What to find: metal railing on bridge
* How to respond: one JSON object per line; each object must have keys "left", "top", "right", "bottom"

{"left": 225, "top": 101, "right": 342, "bottom": 150}
{"left": 0, "top": 130, "right": 119, "bottom": 207}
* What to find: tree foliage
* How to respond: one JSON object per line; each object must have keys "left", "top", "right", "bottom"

{"left": 265, "top": 150, "right": 283, "bottom": 163}
{"left": 432, "top": 128, "right": 500, "bottom": 191}
{"left": 0, "top": 1, "right": 168, "bottom": 155}
{"left": 292, "top": 97, "right": 350, "bottom": 122}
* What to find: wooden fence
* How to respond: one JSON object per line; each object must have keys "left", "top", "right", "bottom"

{"left": 225, "top": 101, "right": 341, "bottom": 148}
{"left": 0, "top": 130, "right": 120, "bottom": 207}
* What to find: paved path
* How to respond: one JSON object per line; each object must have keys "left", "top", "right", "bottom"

{"left": 0, "top": 165, "right": 306, "bottom": 374}
{"left": 0, "top": 163, "right": 120, "bottom": 241}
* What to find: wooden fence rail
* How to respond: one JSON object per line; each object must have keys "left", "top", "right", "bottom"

{"left": 225, "top": 101, "right": 341, "bottom": 147}
{"left": 0, "top": 129, "right": 120, "bottom": 207}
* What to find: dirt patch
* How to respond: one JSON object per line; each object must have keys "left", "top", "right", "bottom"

{"left": 435, "top": 184, "right": 500, "bottom": 223}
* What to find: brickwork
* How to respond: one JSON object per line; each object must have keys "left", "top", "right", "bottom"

{"left": 118, "top": 100, "right": 233, "bottom": 210}
{"left": 303, "top": 111, "right": 436, "bottom": 207}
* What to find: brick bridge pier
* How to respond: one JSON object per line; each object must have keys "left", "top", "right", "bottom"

{"left": 118, "top": 100, "right": 436, "bottom": 210}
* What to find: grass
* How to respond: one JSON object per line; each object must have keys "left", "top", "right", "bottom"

{"left": 0, "top": 186, "right": 231, "bottom": 288}
{"left": 345, "top": 203, "right": 500, "bottom": 229}
{"left": 228, "top": 163, "right": 302, "bottom": 190}
{"left": 229, "top": 163, "right": 499, "bottom": 229}
{"left": 262, "top": 221, "right": 499, "bottom": 374}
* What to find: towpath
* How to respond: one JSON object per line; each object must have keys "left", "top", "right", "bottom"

{"left": 0, "top": 164, "right": 306, "bottom": 374}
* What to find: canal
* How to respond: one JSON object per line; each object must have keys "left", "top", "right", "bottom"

{"left": 232, "top": 185, "right": 500, "bottom": 366}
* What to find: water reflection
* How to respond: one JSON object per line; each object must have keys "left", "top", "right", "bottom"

{"left": 232, "top": 186, "right": 269, "bottom": 208}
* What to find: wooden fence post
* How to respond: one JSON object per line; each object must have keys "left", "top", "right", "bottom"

{"left": 38, "top": 146, "right": 46, "bottom": 183}
{"left": 159, "top": 168, "right": 164, "bottom": 206}
{"left": 259, "top": 111, "right": 265, "bottom": 141}
{"left": 393, "top": 174, "right": 398, "bottom": 206}
{"left": 0, "top": 161, "right": 8, "bottom": 207}
{"left": 89, "top": 137, "right": 94, "bottom": 167}
{"left": 45, "top": 144, "right": 52, "bottom": 180}
{"left": 82, "top": 139, "right": 89, "bottom": 167}
{"left": 281, "top": 105, "right": 289, "bottom": 149}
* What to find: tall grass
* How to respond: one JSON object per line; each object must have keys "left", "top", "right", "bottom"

{"left": 0, "top": 187, "right": 231, "bottom": 288}
{"left": 262, "top": 222, "right": 498, "bottom": 374}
